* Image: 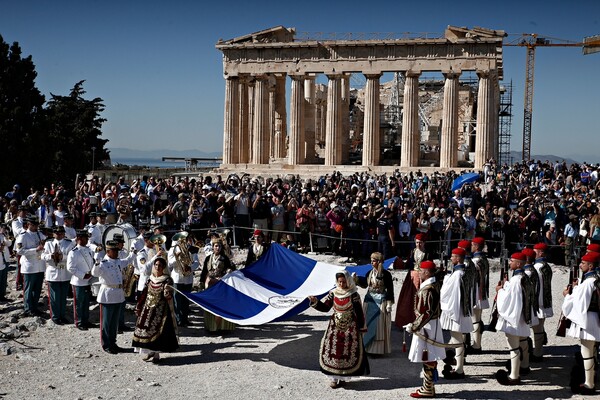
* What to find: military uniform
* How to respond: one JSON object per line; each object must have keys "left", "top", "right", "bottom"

{"left": 16, "top": 220, "right": 46, "bottom": 315}
{"left": 168, "top": 237, "right": 199, "bottom": 326}
{"left": 67, "top": 237, "right": 95, "bottom": 330}
{"left": 42, "top": 233, "right": 75, "bottom": 324}
{"left": 0, "top": 233, "right": 12, "bottom": 300}
{"left": 531, "top": 244, "right": 553, "bottom": 360}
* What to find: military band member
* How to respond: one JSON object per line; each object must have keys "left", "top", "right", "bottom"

{"left": 561, "top": 252, "right": 600, "bottom": 395}
{"left": 0, "top": 226, "right": 13, "bottom": 301}
{"left": 63, "top": 213, "right": 77, "bottom": 240}
{"left": 405, "top": 260, "right": 445, "bottom": 398}
{"left": 86, "top": 212, "right": 103, "bottom": 248}
{"left": 91, "top": 240, "right": 135, "bottom": 354}
{"left": 67, "top": 230, "right": 95, "bottom": 330}
{"left": 495, "top": 252, "right": 537, "bottom": 385}
{"left": 113, "top": 233, "right": 133, "bottom": 333}
{"left": 11, "top": 206, "right": 27, "bottom": 291}
{"left": 467, "top": 237, "right": 489, "bottom": 353}
{"left": 168, "top": 231, "right": 199, "bottom": 327}
{"left": 530, "top": 243, "right": 554, "bottom": 362}
{"left": 440, "top": 247, "right": 473, "bottom": 379}
{"left": 16, "top": 217, "right": 46, "bottom": 316}
{"left": 42, "top": 226, "right": 75, "bottom": 324}
{"left": 136, "top": 232, "right": 163, "bottom": 298}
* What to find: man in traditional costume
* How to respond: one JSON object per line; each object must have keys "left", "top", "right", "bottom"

{"left": 531, "top": 242, "right": 553, "bottom": 362}
{"left": 440, "top": 247, "right": 473, "bottom": 379}
{"left": 308, "top": 270, "right": 370, "bottom": 389}
{"left": 245, "top": 229, "right": 270, "bottom": 266}
{"left": 406, "top": 260, "right": 446, "bottom": 398}
{"left": 561, "top": 252, "right": 600, "bottom": 395}
{"left": 466, "top": 237, "right": 489, "bottom": 353}
{"left": 495, "top": 252, "right": 537, "bottom": 385}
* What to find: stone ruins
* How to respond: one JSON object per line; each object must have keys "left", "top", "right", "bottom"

{"left": 215, "top": 25, "right": 505, "bottom": 173}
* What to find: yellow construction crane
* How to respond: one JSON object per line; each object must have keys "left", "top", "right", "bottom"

{"left": 505, "top": 34, "right": 600, "bottom": 162}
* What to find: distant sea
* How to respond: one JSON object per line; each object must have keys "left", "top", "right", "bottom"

{"left": 111, "top": 157, "right": 219, "bottom": 169}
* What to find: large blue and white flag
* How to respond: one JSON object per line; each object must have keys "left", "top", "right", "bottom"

{"left": 183, "top": 244, "right": 394, "bottom": 326}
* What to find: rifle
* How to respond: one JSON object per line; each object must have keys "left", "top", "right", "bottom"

{"left": 556, "top": 251, "right": 580, "bottom": 337}
{"left": 487, "top": 252, "right": 508, "bottom": 332}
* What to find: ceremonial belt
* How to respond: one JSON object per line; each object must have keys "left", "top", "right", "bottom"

{"left": 411, "top": 330, "right": 464, "bottom": 349}
{"left": 102, "top": 284, "right": 123, "bottom": 289}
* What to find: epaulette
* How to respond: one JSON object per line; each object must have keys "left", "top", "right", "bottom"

{"left": 72, "top": 247, "right": 79, "bottom": 252}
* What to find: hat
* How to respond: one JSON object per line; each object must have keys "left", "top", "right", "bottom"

{"left": 99, "top": 211, "right": 107, "bottom": 217}
{"left": 26, "top": 216, "right": 39, "bottom": 224}
{"left": 511, "top": 252, "right": 526, "bottom": 261}
{"left": 143, "top": 232, "right": 153, "bottom": 240}
{"left": 112, "top": 234, "right": 125, "bottom": 243}
{"left": 522, "top": 248, "right": 535, "bottom": 259}
{"left": 451, "top": 248, "right": 466, "bottom": 257}
{"left": 458, "top": 240, "right": 471, "bottom": 250}
{"left": 105, "top": 240, "right": 119, "bottom": 250}
{"left": 76, "top": 229, "right": 89, "bottom": 238}
{"left": 105, "top": 190, "right": 112, "bottom": 194}
{"left": 253, "top": 229, "right": 263, "bottom": 237}
{"left": 533, "top": 243, "right": 548, "bottom": 251}
{"left": 420, "top": 260, "right": 435, "bottom": 270}
{"left": 89, "top": 212, "right": 98, "bottom": 218}
{"left": 587, "top": 243, "right": 600, "bottom": 253}
{"left": 17, "top": 205, "right": 27, "bottom": 211}
{"left": 415, "top": 233, "right": 426, "bottom": 242}
{"left": 53, "top": 226, "right": 65, "bottom": 234}
{"left": 472, "top": 237, "right": 485, "bottom": 247}
{"left": 582, "top": 253, "right": 600, "bottom": 264}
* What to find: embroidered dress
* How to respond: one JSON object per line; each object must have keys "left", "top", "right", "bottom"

{"left": 395, "top": 249, "right": 427, "bottom": 329}
{"left": 360, "top": 268, "right": 394, "bottom": 354}
{"left": 132, "top": 276, "right": 179, "bottom": 353}
{"left": 312, "top": 274, "right": 370, "bottom": 378}
{"left": 200, "top": 252, "right": 236, "bottom": 332}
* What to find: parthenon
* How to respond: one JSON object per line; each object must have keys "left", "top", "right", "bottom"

{"left": 216, "top": 25, "right": 505, "bottom": 172}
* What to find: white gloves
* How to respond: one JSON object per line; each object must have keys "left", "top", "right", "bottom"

{"left": 386, "top": 304, "right": 393, "bottom": 313}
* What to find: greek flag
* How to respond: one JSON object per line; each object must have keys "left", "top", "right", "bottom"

{"left": 184, "top": 244, "right": 394, "bottom": 326}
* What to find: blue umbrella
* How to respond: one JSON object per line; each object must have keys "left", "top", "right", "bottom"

{"left": 451, "top": 172, "right": 480, "bottom": 192}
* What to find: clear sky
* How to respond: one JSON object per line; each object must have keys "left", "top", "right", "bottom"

{"left": 2, "top": 0, "right": 599, "bottom": 162}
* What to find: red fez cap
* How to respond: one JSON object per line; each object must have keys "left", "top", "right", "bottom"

{"left": 522, "top": 248, "right": 535, "bottom": 259}
{"left": 420, "top": 260, "right": 435, "bottom": 270}
{"left": 533, "top": 243, "right": 548, "bottom": 251}
{"left": 587, "top": 243, "right": 600, "bottom": 253}
{"left": 415, "top": 233, "right": 426, "bottom": 242}
{"left": 458, "top": 240, "right": 471, "bottom": 249}
{"left": 253, "top": 229, "right": 263, "bottom": 237}
{"left": 511, "top": 252, "right": 526, "bottom": 261}
{"left": 582, "top": 253, "right": 600, "bottom": 264}
{"left": 472, "top": 237, "right": 485, "bottom": 246}
{"left": 452, "top": 248, "right": 466, "bottom": 257}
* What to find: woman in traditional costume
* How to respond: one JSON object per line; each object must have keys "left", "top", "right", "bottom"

{"left": 200, "top": 239, "right": 236, "bottom": 333}
{"left": 357, "top": 252, "right": 394, "bottom": 355}
{"left": 132, "top": 257, "right": 179, "bottom": 363}
{"left": 308, "top": 270, "right": 370, "bottom": 389}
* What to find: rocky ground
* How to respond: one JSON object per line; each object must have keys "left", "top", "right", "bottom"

{"left": 0, "top": 250, "right": 594, "bottom": 400}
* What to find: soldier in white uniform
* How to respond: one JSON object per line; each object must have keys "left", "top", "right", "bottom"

{"left": 112, "top": 233, "right": 133, "bottom": 333}
{"left": 42, "top": 226, "right": 75, "bottom": 324}
{"left": 168, "top": 231, "right": 199, "bottom": 326}
{"left": 86, "top": 212, "right": 103, "bottom": 248}
{"left": 11, "top": 206, "right": 27, "bottom": 291}
{"left": 91, "top": 240, "right": 135, "bottom": 354}
{"left": 16, "top": 217, "right": 46, "bottom": 316}
{"left": 0, "top": 225, "right": 13, "bottom": 301}
{"left": 440, "top": 247, "right": 474, "bottom": 380}
{"left": 67, "top": 230, "right": 95, "bottom": 330}
{"left": 531, "top": 242, "right": 553, "bottom": 362}
{"left": 135, "top": 232, "right": 163, "bottom": 298}
{"left": 495, "top": 252, "right": 537, "bottom": 386}
{"left": 562, "top": 252, "right": 600, "bottom": 395}
{"left": 63, "top": 213, "right": 77, "bottom": 240}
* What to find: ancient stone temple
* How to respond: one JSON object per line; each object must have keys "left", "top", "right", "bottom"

{"left": 215, "top": 25, "right": 504, "bottom": 173}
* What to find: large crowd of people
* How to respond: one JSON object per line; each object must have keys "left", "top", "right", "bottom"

{"left": 1, "top": 157, "right": 600, "bottom": 396}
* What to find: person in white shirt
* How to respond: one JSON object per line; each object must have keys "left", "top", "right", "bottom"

{"left": 15, "top": 217, "right": 46, "bottom": 316}
{"left": 0, "top": 226, "right": 13, "bottom": 301}
{"left": 67, "top": 230, "right": 96, "bottom": 330}
{"left": 42, "top": 226, "right": 75, "bottom": 324}
{"left": 168, "top": 231, "right": 199, "bottom": 327}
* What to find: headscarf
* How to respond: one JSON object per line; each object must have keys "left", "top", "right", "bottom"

{"left": 332, "top": 270, "right": 357, "bottom": 299}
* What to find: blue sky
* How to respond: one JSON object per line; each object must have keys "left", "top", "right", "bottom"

{"left": 2, "top": 0, "right": 599, "bottom": 162}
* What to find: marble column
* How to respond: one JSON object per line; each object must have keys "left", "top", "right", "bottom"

{"left": 340, "top": 75, "right": 350, "bottom": 163}
{"left": 475, "top": 70, "right": 493, "bottom": 169}
{"left": 304, "top": 76, "right": 316, "bottom": 163}
{"left": 247, "top": 79, "right": 255, "bottom": 163}
{"left": 401, "top": 71, "right": 421, "bottom": 167}
{"left": 439, "top": 72, "right": 460, "bottom": 168}
{"left": 490, "top": 77, "right": 500, "bottom": 161}
{"left": 288, "top": 75, "right": 305, "bottom": 165}
{"left": 273, "top": 74, "right": 287, "bottom": 159}
{"left": 362, "top": 73, "right": 382, "bottom": 166}
{"left": 238, "top": 76, "right": 250, "bottom": 164}
{"left": 325, "top": 74, "right": 342, "bottom": 166}
{"left": 268, "top": 77, "right": 276, "bottom": 159}
{"left": 251, "top": 75, "right": 270, "bottom": 164}
{"left": 222, "top": 76, "right": 239, "bottom": 165}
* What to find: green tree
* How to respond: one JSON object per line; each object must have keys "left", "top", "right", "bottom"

{"left": 0, "top": 35, "right": 46, "bottom": 191}
{"left": 45, "top": 80, "right": 108, "bottom": 186}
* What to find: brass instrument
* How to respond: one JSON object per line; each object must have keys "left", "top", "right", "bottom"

{"left": 53, "top": 241, "right": 63, "bottom": 267}
{"left": 172, "top": 231, "right": 193, "bottom": 277}
{"left": 122, "top": 262, "right": 137, "bottom": 297}
{"left": 150, "top": 234, "right": 167, "bottom": 258}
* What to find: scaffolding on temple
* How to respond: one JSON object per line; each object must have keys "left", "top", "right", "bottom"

{"left": 498, "top": 81, "right": 513, "bottom": 166}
